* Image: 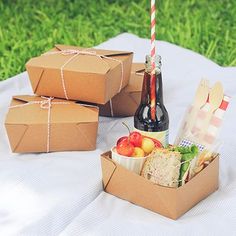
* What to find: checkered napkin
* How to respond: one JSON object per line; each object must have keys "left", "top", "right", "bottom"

{"left": 179, "top": 139, "right": 205, "bottom": 152}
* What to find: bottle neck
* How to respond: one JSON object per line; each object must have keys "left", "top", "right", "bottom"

{"left": 140, "top": 71, "right": 164, "bottom": 105}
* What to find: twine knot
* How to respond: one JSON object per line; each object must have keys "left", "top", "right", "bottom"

{"left": 40, "top": 96, "right": 54, "bottom": 109}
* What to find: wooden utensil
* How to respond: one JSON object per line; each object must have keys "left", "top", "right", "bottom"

{"left": 198, "top": 81, "right": 224, "bottom": 143}
{"left": 185, "top": 79, "right": 209, "bottom": 137}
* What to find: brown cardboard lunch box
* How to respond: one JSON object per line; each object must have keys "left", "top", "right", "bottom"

{"left": 98, "top": 63, "right": 145, "bottom": 117}
{"left": 26, "top": 44, "right": 133, "bottom": 105}
{"left": 5, "top": 95, "right": 99, "bottom": 153}
{"left": 101, "top": 151, "right": 219, "bottom": 220}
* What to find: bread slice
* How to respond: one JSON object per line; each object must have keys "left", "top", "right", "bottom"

{"left": 141, "top": 148, "right": 181, "bottom": 188}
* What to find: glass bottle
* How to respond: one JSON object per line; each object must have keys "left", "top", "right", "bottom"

{"left": 134, "top": 55, "right": 169, "bottom": 147}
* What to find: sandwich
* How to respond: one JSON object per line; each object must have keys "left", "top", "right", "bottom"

{"left": 141, "top": 148, "right": 182, "bottom": 188}
{"left": 173, "top": 145, "right": 199, "bottom": 186}
{"left": 141, "top": 145, "right": 199, "bottom": 188}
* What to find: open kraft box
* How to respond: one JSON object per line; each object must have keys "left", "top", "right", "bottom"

{"left": 101, "top": 151, "right": 219, "bottom": 220}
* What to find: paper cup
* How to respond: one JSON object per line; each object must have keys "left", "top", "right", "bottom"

{"left": 111, "top": 147, "right": 147, "bottom": 175}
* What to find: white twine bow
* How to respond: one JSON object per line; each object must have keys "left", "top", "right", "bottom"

{"left": 43, "top": 49, "right": 124, "bottom": 100}
{"left": 9, "top": 96, "right": 70, "bottom": 153}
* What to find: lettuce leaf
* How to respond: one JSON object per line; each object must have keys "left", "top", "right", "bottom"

{"left": 173, "top": 145, "right": 199, "bottom": 186}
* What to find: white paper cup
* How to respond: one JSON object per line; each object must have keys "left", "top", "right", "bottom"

{"left": 111, "top": 147, "right": 147, "bottom": 175}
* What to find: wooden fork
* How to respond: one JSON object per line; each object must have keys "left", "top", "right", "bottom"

{"left": 185, "top": 79, "right": 209, "bottom": 138}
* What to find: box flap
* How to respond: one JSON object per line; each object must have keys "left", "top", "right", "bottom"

{"left": 52, "top": 102, "right": 99, "bottom": 123}
{"left": 11, "top": 95, "right": 74, "bottom": 105}
{"left": 5, "top": 124, "right": 29, "bottom": 152}
{"left": 123, "top": 65, "right": 144, "bottom": 93}
{"left": 124, "top": 75, "right": 143, "bottom": 93}
{"left": 12, "top": 95, "right": 46, "bottom": 103}
{"left": 39, "top": 44, "right": 133, "bottom": 74}
{"left": 176, "top": 156, "right": 219, "bottom": 218}
{"left": 131, "top": 63, "right": 145, "bottom": 73}
{"left": 54, "top": 44, "right": 133, "bottom": 57}
{"left": 6, "top": 95, "right": 99, "bottom": 125}
{"left": 178, "top": 155, "right": 219, "bottom": 191}
{"left": 28, "top": 51, "right": 111, "bottom": 74}
{"left": 76, "top": 122, "right": 98, "bottom": 150}
{"left": 101, "top": 154, "right": 117, "bottom": 188}
{"left": 101, "top": 151, "right": 178, "bottom": 219}
{"left": 126, "top": 92, "right": 141, "bottom": 106}
{"left": 25, "top": 64, "right": 44, "bottom": 94}
{"left": 101, "top": 151, "right": 219, "bottom": 220}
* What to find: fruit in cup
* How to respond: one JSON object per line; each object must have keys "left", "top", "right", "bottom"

{"left": 141, "top": 138, "right": 155, "bottom": 154}
{"left": 142, "top": 135, "right": 163, "bottom": 148}
{"left": 116, "top": 122, "right": 159, "bottom": 157}
{"left": 116, "top": 138, "right": 134, "bottom": 156}
{"left": 116, "top": 136, "right": 128, "bottom": 146}
{"left": 131, "top": 147, "right": 145, "bottom": 157}
{"left": 129, "top": 131, "right": 142, "bottom": 147}
{"left": 116, "top": 123, "right": 141, "bottom": 157}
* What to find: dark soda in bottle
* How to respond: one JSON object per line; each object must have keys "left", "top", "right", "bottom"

{"left": 134, "top": 55, "right": 169, "bottom": 147}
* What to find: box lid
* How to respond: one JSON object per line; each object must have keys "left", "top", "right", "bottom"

{"left": 5, "top": 95, "right": 99, "bottom": 125}
{"left": 124, "top": 63, "right": 144, "bottom": 93}
{"left": 26, "top": 44, "right": 133, "bottom": 75}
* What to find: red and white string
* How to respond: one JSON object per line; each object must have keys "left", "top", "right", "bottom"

{"left": 150, "top": 0, "right": 156, "bottom": 120}
{"left": 43, "top": 49, "right": 124, "bottom": 100}
{"left": 151, "top": 0, "right": 156, "bottom": 70}
{"left": 9, "top": 96, "right": 98, "bottom": 153}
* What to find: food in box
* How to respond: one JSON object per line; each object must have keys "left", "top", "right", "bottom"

{"left": 101, "top": 151, "right": 219, "bottom": 220}
{"left": 100, "top": 79, "right": 229, "bottom": 219}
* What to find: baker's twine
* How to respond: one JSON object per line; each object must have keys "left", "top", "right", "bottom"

{"left": 43, "top": 49, "right": 124, "bottom": 100}
{"left": 9, "top": 96, "right": 97, "bottom": 153}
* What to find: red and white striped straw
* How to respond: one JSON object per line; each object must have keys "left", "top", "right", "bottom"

{"left": 150, "top": 0, "right": 156, "bottom": 120}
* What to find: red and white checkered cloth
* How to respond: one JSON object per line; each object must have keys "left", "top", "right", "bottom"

{"left": 177, "top": 95, "right": 230, "bottom": 148}
{"left": 194, "top": 95, "right": 230, "bottom": 145}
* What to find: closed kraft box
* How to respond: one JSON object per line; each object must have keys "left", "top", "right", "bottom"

{"left": 101, "top": 151, "right": 219, "bottom": 220}
{"left": 26, "top": 44, "right": 133, "bottom": 104}
{"left": 99, "top": 63, "right": 145, "bottom": 117}
{"left": 5, "top": 95, "right": 99, "bottom": 153}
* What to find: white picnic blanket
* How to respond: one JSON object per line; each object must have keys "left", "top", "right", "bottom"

{"left": 0, "top": 33, "right": 236, "bottom": 236}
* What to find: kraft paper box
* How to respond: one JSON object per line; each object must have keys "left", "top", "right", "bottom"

{"left": 99, "top": 63, "right": 145, "bottom": 117}
{"left": 5, "top": 95, "right": 99, "bottom": 153}
{"left": 26, "top": 45, "right": 133, "bottom": 104}
{"left": 101, "top": 151, "right": 219, "bottom": 220}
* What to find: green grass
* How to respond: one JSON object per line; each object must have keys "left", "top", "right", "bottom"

{"left": 0, "top": 0, "right": 235, "bottom": 80}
